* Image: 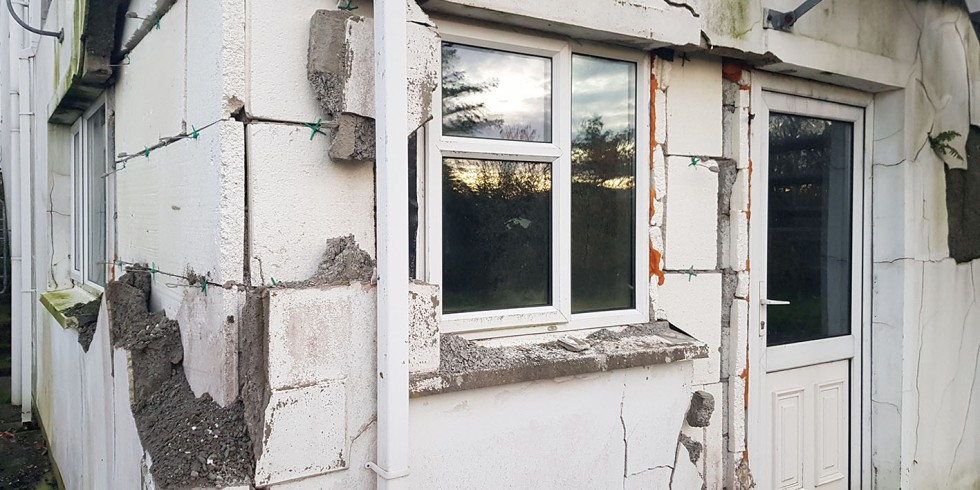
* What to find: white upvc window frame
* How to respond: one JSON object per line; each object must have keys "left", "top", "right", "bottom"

{"left": 421, "top": 20, "right": 650, "bottom": 338}
{"left": 70, "top": 95, "right": 111, "bottom": 291}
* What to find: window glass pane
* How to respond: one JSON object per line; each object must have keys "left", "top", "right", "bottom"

{"left": 767, "top": 113, "right": 852, "bottom": 346}
{"left": 570, "top": 54, "right": 636, "bottom": 313}
{"left": 442, "top": 157, "right": 552, "bottom": 313}
{"left": 441, "top": 42, "right": 552, "bottom": 142}
{"left": 86, "top": 106, "right": 108, "bottom": 286}
{"left": 72, "top": 130, "right": 82, "bottom": 272}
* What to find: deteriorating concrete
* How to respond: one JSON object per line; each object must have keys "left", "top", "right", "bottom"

{"left": 678, "top": 433, "right": 703, "bottom": 465}
{"left": 307, "top": 10, "right": 359, "bottom": 118}
{"left": 685, "top": 390, "right": 714, "bottom": 427}
{"left": 307, "top": 5, "right": 439, "bottom": 161}
{"left": 330, "top": 113, "right": 376, "bottom": 162}
{"left": 238, "top": 287, "right": 271, "bottom": 466}
{"left": 106, "top": 268, "right": 184, "bottom": 406}
{"left": 105, "top": 268, "right": 253, "bottom": 488}
{"left": 64, "top": 295, "right": 102, "bottom": 352}
{"left": 946, "top": 125, "right": 980, "bottom": 263}
{"left": 281, "top": 235, "right": 376, "bottom": 288}
{"left": 410, "top": 322, "right": 708, "bottom": 396}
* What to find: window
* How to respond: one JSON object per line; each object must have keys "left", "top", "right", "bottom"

{"left": 71, "top": 100, "right": 109, "bottom": 288}
{"left": 419, "top": 22, "right": 650, "bottom": 336}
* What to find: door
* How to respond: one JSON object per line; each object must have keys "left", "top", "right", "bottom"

{"left": 750, "top": 89, "right": 866, "bottom": 490}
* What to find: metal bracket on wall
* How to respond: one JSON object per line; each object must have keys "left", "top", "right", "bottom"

{"left": 764, "top": 0, "right": 824, "bottom": 32}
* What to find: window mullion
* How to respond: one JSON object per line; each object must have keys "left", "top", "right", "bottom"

{"left": 80, "top": 120, "right": 89, "bottom": 285}
{"left": 555, "top": 44, "right": 572, "bottom": 321}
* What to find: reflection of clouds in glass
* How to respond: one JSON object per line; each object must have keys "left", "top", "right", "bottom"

{"left": 572, "top": 55, "right": 636, "bottom": 136}
{"left": 443, "top": 43, "right": 552, "bottom": 142}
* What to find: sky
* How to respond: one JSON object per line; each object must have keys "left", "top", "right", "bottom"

{"left": 443, "top": 43, "right": 636, "bottom": 142}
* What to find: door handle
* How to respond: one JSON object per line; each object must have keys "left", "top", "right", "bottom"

{"left": 761, "top": 298, "right": 791, "bottom": 306}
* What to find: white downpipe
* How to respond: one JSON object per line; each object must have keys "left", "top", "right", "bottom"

{"left": 5, "top": 3, "right": 23, "bottom": 410}
{"left": 16, "top": 0, "right": 34, "bottom": 423}
{"left": 370, "top": 0, "right": 410, "bottom": 488}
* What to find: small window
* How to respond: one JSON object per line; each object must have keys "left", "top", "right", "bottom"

{"left": 71, "top": 100, "right": 109, "bottom": 288}
{"left": 419, "top": 22, "right": 650, "bottom": 336}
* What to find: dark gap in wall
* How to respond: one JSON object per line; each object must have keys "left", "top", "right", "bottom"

{"left": 409, "top": 131, "right": 419, "bottom": 279}
{"left": 945, "top": 125, "right": 980, "bottom": 263}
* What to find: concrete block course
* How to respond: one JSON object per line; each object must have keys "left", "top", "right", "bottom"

{"left": 265, "top": 286, "right": 373, "bottom": 391}
{"left": 254, "top": 381, "right": 349, "bottom": 486}
{"left": 665, "top": 156, "right": 720, "bottom": 270}
{"left": 658, "top": 272, "right": 723, "bottom": 385}
{"left": 247, "top": 123, "right": 376, "bottom": 284}
{"left": 665, "top": 56, "right": 723, "bottom": 157}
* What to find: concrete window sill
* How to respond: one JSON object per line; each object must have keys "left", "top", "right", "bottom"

{"left": 39, "top": 287, "right": 100, "bottom": 330}
{"left": 409, "top": 321, "right": 708, "bottom": 397}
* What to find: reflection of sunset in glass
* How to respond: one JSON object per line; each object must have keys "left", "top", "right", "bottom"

{"left": 446, "top": 159, "right": 551, "bottom": 194}
{"left": 442, "top": 42, "right": 552, "bottom": 142}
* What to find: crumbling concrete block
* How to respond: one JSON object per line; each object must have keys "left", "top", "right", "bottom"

{"left": 307, "top": 5, "right": 439, "bottom": 161}
{"left": 409, "top": 281, "right": 441, "bottom": 373}
{"left": 686, "top": 390, "right": 715, "bottom": 427}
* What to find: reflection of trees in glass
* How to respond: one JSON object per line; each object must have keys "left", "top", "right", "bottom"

{"left": 570, "top": 115, "right": 636, "bottom": 312}
{"left": 766, "top": 114, "right": 852, "bottom": 346}
{"left": 571, "top": 115, "right": 635, "bottom": 183}
{"left": 442, "top": 158, "right": 551, "bottom": 313}
{"left": 441, "top": 45, "right": 502, "bottom": 136}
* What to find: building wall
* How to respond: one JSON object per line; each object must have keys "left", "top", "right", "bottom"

{"left": 4, "top": 0, "right": 978, "bottom": 488}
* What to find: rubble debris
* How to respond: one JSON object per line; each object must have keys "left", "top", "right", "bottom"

{"left": 134, "top": 376, "right": 252, "bottom": 489}
{"left": 105, "top": 267, "right": 254, "bottom": 489}
{"left": 282, "top": 235, "right": 376, "bottom": 288}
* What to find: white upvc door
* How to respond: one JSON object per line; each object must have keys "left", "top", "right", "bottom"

{"left": 748, "top": 78, "right": 872, "bottom": 490}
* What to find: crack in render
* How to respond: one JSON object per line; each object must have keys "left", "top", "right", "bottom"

{"left": 350, "top": 414, "right": 377, "bottom": 448}
{"left": 620, "top": 388, "right": 629, "bottom": 486}
{"left": 913, "top": 261, "right": 926, "bottom": 466}
{"left": 874, "top": 257, "right": 950, "bottom": 265}
{"left": 628, "top": 465, "right": 673, "bottom": 477}
{"left": 947, "top": 267, "right": 979, "bottom": 484}
{"left": 663, "top": 0, "right": 699, "bottom": 17}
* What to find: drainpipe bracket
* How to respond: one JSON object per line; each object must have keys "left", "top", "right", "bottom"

{"left": 365, "top": 462, "right": 409, "bottom": 480}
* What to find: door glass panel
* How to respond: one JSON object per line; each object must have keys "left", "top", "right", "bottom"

{"left": 441, "top": 42, "right": 552, "bottom": 142}
{"left": 442, "top": 157, "right": 552, "bottom": 313}
{"left": 767, "top": 113, "right": 853, "bottom": 346}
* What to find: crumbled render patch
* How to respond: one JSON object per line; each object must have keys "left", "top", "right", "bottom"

{"left": 64, "top": 295, "right": 102, "bottom": 352}
{"left": 946, "top": 125, "right": 980, "bottom": 263}
{"left": 679, "top": 433, "right": 703, "bottom": 464}
{"left": 281, "top": 235, "right": 376, "bottom": 288}
{"left": 734, "top": 456, "right": 756, "bottom": 489}
{"left": 106, "top": 268, "right": 254, "bottom": 488}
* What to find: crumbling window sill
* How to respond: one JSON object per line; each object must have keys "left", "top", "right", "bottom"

{"left": 409, "top": 321, "right": 708, "bottom": 397}
{"left": 39, "top": 286, "right": 100, "bottom": 330}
